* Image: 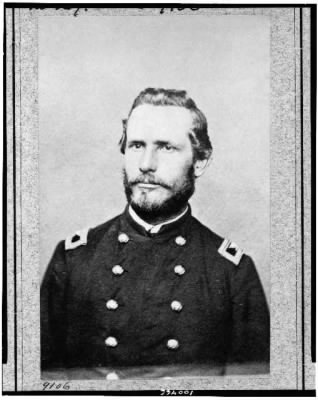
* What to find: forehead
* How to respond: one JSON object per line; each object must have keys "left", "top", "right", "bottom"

{"left": 127, "top": 105, "right": 193, "bottom": 141}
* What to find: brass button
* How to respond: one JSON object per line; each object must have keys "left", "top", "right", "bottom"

{"left": 175, "top": 236, "right": 186, "bottom": 246}
{"left": 105, "top": 336, "right": 118, "bottom": 347}
{"left": 174, "top": 265, "right": 185, "bottom": 276}
{"left": 167, "top": 339, "right": 179, "bottom": 350}
{"left": 118, "top": 233, "right": 129, "bottom": 243}
{"left": 171, "top": 300, "right": 183, "bottom": 312}
{"left": 112, "top": 265, "right": 124, "bottom": 275}
{"left": 106, "top": 372, "right": 119, "bottom": 380}
{"left": 106, "top": 299, "right": 118, "bottom": 310}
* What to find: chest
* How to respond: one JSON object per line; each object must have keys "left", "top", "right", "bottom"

{"left": 67, "top": 237, "right": 230, "bottom": 336}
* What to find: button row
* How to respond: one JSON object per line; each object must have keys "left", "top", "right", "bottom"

{"left": 111, "top": 264, "right": 186, "bottom": 276}
{"left": 118, "top": 233, "right": 187, "bottom": 246}
{"left": 106, "top": 299, "right": 183, "bottom": 312}
{"left": 105, "top": 336, "right": 180, "bottom": 350}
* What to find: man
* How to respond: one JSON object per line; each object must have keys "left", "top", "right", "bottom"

{"left": 41, "top": 88, "right": 270, "bottom": 377}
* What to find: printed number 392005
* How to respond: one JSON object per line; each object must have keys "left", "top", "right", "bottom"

{"left": 42, "top": 382, "right": 70, "bottom": 390}
{"left": 161, "top": 390, "right": 194, "bottom": 395}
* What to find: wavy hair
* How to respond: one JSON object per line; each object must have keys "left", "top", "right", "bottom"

{"left": 119, "top": 88, "right": 212, "bottom": 161}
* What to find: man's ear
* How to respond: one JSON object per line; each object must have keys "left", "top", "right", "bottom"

{"left": 193, "top": 158, "right": 211, "bottom": 178}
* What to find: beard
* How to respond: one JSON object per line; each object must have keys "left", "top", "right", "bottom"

{"left": 123, "top": 166, "right": 195, "bottom": 223}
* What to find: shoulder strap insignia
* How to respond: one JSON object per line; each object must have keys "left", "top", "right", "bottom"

{"left": 218, "top": 239, "right": 243, "bottom": 266}
{"left": 65, "top": 228, "right": 89, "bottom": 250}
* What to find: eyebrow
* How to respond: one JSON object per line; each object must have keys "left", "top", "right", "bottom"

{"left": 154, "top": 140, "right": 179, "bottom": 147}
{"left": 127, "top": 139, "right": 146, "bottom": 146}
{"left": 127, "top": 139, "right": 180, "bottom": 148}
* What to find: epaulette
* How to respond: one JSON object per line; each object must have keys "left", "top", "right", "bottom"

{"left": 65, "top": 228, "right": 89, "bottom": 250}
{"left": 218, "top": 238, "right": 243, "bottom": 266}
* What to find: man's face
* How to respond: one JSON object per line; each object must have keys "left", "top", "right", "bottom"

{"left": 123, "top": 104, "right": 196, "bottom": 221}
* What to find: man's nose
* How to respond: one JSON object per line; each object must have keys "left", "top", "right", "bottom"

{"left": 139, "top": 148, "right": 157, "bottom": 173}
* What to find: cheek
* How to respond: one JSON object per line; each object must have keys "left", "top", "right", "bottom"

{"left": 158, "top": 155, "right": 192, "bottom": 178}
{"left": 124, "top": 153, "right": 139, "bottom": 173}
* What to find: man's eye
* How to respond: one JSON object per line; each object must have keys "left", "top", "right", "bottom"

{"left": 129, "top": 143, "right": 143, "bottom": 150}
{"left": 159, "top": 144, "right": 175, "bottom": 152}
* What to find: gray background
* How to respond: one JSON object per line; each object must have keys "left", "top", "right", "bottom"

{"left": 5, "top": 7, "right": 315, "bottom": 392}
{"left": 39, "top": 15, "right": 270, "bottom": 300}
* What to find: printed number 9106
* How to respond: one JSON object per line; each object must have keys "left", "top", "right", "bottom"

{"left": 42, "top": 382, "right": 70, "bottom": 391}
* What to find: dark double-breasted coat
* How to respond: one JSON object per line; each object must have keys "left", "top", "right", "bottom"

{"left": 41, "top": 207, "right": 270, "bottom": 373}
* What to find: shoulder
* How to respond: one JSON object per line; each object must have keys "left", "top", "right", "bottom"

{"left": 190, "top": 216, "right": 247, "bottom": 268}
{"left": 190, "top": 217, "right": 266, "bottom": 300}
{"left": 64, "top": 214, "right": 121, "bottom": 252}
{"left": 190, "top": 216, "right": 223, "bottom": 247}
{"left": 43, "top": 214, "right": 122, "bottom": 283}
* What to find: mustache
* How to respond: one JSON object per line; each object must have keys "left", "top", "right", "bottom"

{"left": 128, "top": 175, "right": 172, "bottom": 190}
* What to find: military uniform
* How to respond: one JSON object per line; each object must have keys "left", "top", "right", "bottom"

{"left": 41, "top": 206, "right": 270, "bottom": 373}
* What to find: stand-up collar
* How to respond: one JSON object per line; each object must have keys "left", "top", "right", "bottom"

{"left": 122, "top": 204, "right": 192, "bottom": 240}
{"left": 128, "top": 205, "right": 189, "bottom": 234}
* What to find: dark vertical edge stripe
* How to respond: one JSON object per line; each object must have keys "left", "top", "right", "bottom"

{"left": 310, "top": 5, "right": 317, "bottom": 364}
{"left": 12, "top": 7, "right": 18, "bottom": 391}
{"left": 2, "top": 5, "right": 8, "bottom": 366}
{"left": 299, "top": 7, "right": 305, "bottom": 390}
{"left": 293, "top": 8, "right": 299, "bottom": 387}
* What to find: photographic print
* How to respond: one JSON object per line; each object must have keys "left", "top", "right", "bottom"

{"left": 3, "top": 4, "right": 316, "bottom": 395}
